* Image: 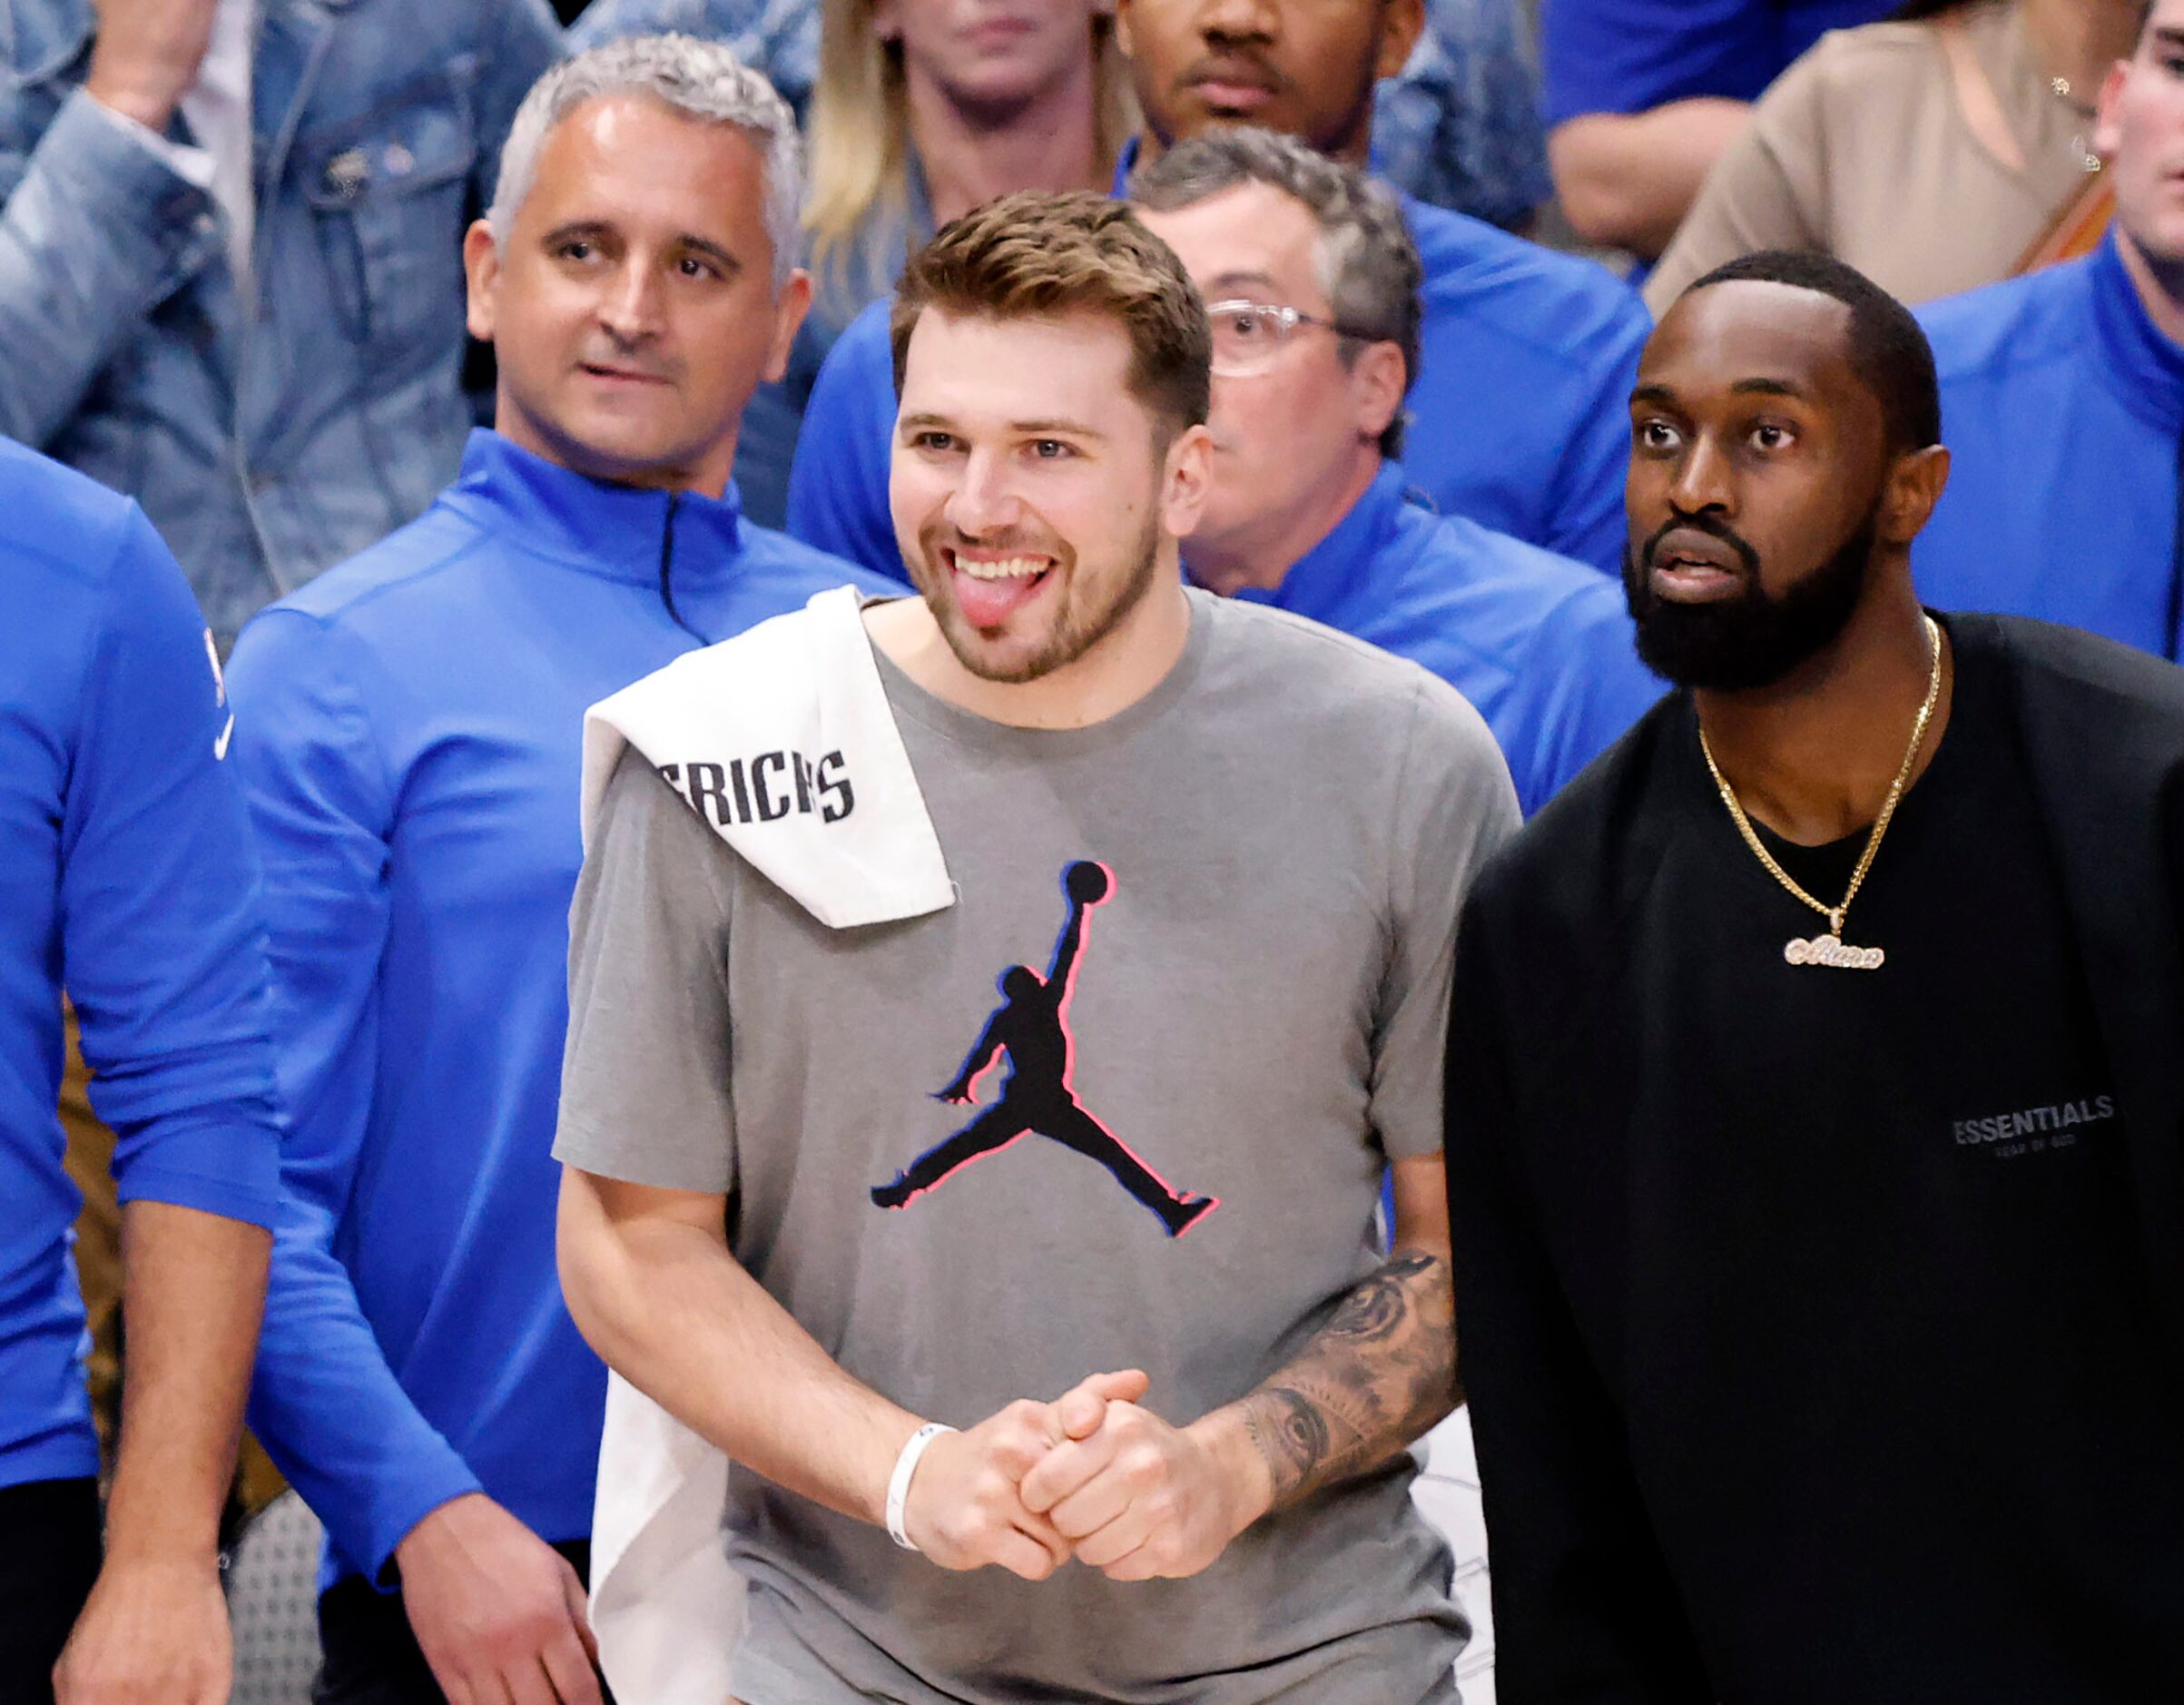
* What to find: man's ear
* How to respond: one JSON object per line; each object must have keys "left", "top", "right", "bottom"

{"left": 765, "top": 270, "right": 814, "bottom": 385}
{"left": 1376, "top": 0, "right": 1429, "bottom": 82}
{"left": 2091, "top": 57, "right": 2130, "bottom": 160}
{"left": 1160, "top": 421, "right": 1215, "bottom": 541}
{"left": 1881, "top": 443, "right": 1950, "bottom": 547}
{"left": 1351, "top": 340, "right": 1408, "bottom": 448}
{"left": 462, "top": 219, "right": 500, "bottom": 344}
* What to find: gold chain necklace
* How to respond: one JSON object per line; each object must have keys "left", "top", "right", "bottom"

{"left": 1698, "top": 615, "right": 1943, "bottom": 971}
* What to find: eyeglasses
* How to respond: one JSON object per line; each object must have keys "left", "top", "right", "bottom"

{"left": 1204, "top": 298, "right": 1375, "bottom": 377}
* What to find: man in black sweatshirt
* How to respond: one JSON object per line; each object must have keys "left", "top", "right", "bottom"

{"left": 1447, "top": 249, "right": 2184, "bottom": 1702}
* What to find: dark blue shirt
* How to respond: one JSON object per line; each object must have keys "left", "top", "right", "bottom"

{"left": 1915, "top": 236, "right": 2184, "bottom": 659}
{"left": 1223, "top": 464, "right": 1659, "bottom": 815}
{"left": 0, "top": 438, "right": 281, "bottom": 1491}
{"left": 1540, "top": 0, "right": 1894, "bottom": 121}
{"left": 229, "top": 431, "right": 897, "bottom": 1586}
{"left": 786, "top": 141, "right": 1649, "bottom": 580}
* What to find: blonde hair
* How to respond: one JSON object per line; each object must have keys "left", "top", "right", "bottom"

{"left": 804, "top": 1, "right": 1136, "bottom": 299}
{"left": 890, "top": 190, "right": 1211, "bottom": 438}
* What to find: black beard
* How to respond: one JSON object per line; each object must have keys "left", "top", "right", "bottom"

{"left": 1622, "top": 510, "right": 1878, "bottom": 692}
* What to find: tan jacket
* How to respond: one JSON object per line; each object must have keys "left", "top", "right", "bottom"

{"left": 1646, "top": 0, "right": 2096, "bottom": 312}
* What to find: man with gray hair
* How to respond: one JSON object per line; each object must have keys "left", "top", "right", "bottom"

{"left": 1133, "top": 128, "right": 1661, "bottom": 816}
{"left": 227, "top": 35, "right": 892, "bottom": 1705}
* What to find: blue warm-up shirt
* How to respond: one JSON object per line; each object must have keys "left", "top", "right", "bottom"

{"left": 787, "top": 143, "right": 1649, "bottom": 579}
{"left": 229, "top": 431, "right": 896, "bottom": 1587}
{"left": 0, "top": 438, "right": 281, "bottom": 1492}
{"left": 1219, "top": 464, "right": 1659, "bottom": 816}
{"left": 1914, "top": 235, "right": 2184, "bottom": 659}
{"left": 1540, "top": 0, "right": 1894, "bottom": 121}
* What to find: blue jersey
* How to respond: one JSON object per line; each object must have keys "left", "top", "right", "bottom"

{"left": 786, "top": 143, "right": 1648, "bottom": 580}
{"left": 1220, "top": 464, "right": 1659, "bottom": 815}
{"left": 1540, "top": 0, "right": 1894, "bottom": 121}
{"left": 0, "top": 439, "right": 280, "bottom": 1491}
{"left": 1915, "top": 236, "right": 2184, "bottom": 659}
{"left": 230, "top": 431, "right": 898, "bottom": 1587}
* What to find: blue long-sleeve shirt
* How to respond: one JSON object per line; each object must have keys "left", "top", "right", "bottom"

{"left": 0, "top": 437, "right": 281, "bottom": 1492}
{"left": 1220, "top": 463, "right": 1659, "bottom": 815}
{"left": 1914, "top": 234, "right": 2184, "bottom": 658}
{"left": 786, "top": 144, "right": 1649, "bottom": 579}
{"left": 229, "top": 431, "right": 897, "bottom": 1588}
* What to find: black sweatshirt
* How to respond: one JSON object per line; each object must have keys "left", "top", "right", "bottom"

{"left": 1447, "top": 615, "right": 2184, "bottom": 1703}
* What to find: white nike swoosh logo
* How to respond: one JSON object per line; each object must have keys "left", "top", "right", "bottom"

{"left": 214, "top": 715, "right": 235, "bottom": 761}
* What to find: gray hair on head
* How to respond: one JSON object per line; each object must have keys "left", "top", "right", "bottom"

{"left": 487, "top": 34, "right": 803, "bottom": 292}
{"left": 1129, "top": 127, "right": 1422, "bottom": 458}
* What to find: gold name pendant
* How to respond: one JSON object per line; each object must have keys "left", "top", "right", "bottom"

{"left": 1783, "top": 932, "right": 1884, "bottom": 971}
{"left": 1700, "top": 616, "right": 1945, "bottom": 975}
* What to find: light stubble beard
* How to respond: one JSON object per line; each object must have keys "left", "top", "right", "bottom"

{"left": 917, "top": 504, "right": 1167, "bottom": 685}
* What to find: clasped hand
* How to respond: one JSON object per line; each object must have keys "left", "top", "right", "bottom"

{"left": 900, "top": 1368, "right": 1269, "bottom": 1583}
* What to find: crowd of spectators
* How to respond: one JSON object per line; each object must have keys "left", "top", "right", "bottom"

{"left": 2, "top": 0, "right": 2179, "bottom": 1700}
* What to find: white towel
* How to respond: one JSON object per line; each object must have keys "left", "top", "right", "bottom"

{"left": 577, "top": 586, "right": 954, "bottom": 1701}
{"left": 581, "top": 584, "right": 954, "bottom": 928}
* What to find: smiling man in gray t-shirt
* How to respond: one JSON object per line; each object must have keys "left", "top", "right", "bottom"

{"left": 554, "top": 191, "right": 1518, "bottom": 1704}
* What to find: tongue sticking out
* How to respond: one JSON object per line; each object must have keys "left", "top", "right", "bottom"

{"left": 952, "top": 562, "right": 1050, "bottom": 628}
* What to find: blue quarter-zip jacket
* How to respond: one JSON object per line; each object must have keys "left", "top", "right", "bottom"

{"left": 1914, "top": 234, "right": 2184, "bottom": 658}
{"left": 1221, "top": 464, "right": 1660, "bottom": 816}
{"left": 785, "top": 143, "right": 1649, "bottom": 580}
{"left": 0, "top": 437, "right": 281, "bottom": 1491}
{"left": 229, "top": 431, "right": 897, "bottom": 1588}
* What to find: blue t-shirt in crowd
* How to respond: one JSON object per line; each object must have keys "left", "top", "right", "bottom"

{"left": 0, "top": 438, "right": 281, "bottom": 1493}
{"left": 1915, "top": 235, "right": 2184, "bottom": 659}
{"left": 787, "top": 140, "right": 1648, "bottom": 580}
{"left": 1540, "top": 0, "right": 1894, "bottom": 122}
{"left": 229, "top": 431, "right": 896, "bottom": 1588}
{"left": 1218, "top": 463, "right": 1659, "bottom": 815}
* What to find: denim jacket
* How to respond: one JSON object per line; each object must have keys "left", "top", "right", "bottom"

{"left": 0, "top": 0, "right": 563, "bottom": 644}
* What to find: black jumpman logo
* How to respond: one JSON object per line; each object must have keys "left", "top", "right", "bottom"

{"left": 871, "top": 861, "right": 1220, "bottom": 1237}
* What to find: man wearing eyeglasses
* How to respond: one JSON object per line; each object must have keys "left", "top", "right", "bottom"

{"left": 783, "top": 0, "right": 1651, "bottom": 585}
{"left": 1135, "top": 128, "right": 1661, "bottom": 816}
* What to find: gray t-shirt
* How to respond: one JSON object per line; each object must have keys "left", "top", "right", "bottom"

{"left": 555, "top": 590, "right": 1519, "bottom": 1704}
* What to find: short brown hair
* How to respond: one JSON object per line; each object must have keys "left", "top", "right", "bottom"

{"left": 890, "top": 191, "right": 1211, "bottom": 439}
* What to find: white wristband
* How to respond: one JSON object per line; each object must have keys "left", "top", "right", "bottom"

{"left": 885, "top": 1422, "right": 956, "bottom": 1551}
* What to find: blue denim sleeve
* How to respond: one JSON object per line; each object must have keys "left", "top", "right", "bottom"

{"left": 64, "top": 504, "right": 281, "bottom": 1231}
{"left": 1374, "top": 0, "right": 1552, "bottom": 229}
{"left": 570, "top": 0, "right": 821, "bottom": 117}
{"left": 785, "top": 298, "right": 911, "bottom": 581}
{"left": 0, "top": 88, "right": 221, "bottom": 448}
{"left": 228, "top": 610, "right": 484, "bottom": 1584}
{"left": 472, "top": 0, "right": 566, "bottom": 202}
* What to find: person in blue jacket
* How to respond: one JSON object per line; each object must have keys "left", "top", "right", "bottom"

{"left": 226, "top": 37, "right": 895, "bottom": 1705}
{"left": 1540, "top": 0, "right": 1893, "bottom": 262}
{"left": 786, "top": 0, "right": 1650, "bottom": 583}
{"left": 1136, "top": 129, "right": 1659, "bottom": 816}
{"left": 0, "top": 439, "right": 281, "bottom": 1703}
{"left": 1913, "top": 0, "right": 2184, "bottom": 659}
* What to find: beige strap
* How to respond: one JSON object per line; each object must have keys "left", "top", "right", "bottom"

{"left": 2013, "top": 175, "right": 2114, "bottom": 273}
{"left": 1936, "top": 11, "right": 2028, "bottom": 177}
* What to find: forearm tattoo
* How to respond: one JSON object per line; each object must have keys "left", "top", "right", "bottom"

{"left": 1238, "top": 1251, "right": 1456, "bottom": 1512}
